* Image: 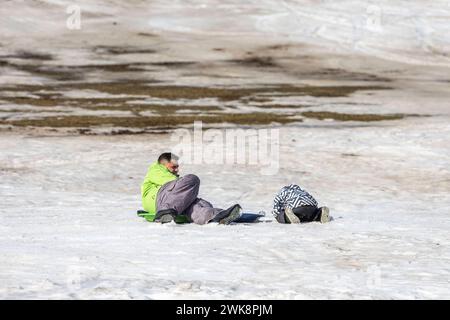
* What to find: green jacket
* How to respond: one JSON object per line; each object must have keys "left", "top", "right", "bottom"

{"left": 141, "top": 162, "right": 177, "bottom": 215}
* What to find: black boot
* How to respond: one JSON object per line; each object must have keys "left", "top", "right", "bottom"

{"left": 212, "top": 204, "right": 242, "bottom": 225}
{"left": 318, "top": 206, "right": 331, "bottom": 223}
{"left": 292, "top": 206, "right": 321, "bottom": 223}
{"left": 154, "top": 209, "right": 177, "bottom": 224}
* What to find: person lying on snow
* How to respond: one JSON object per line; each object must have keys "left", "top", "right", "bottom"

{"left": 272, "top": 184, "right": 331, "bottom": 224}
{"left": 141, "top": 152, "right": 242, "bottom": 225}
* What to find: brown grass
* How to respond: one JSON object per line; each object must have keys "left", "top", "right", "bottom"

{"left": 254, "top": 104, "right": 308, "bottom": 109}
{"left": 1, "top": 113, "right": 299, "bottom": 128}
{"left": 301, "top": 111, "right": 405, "bottom": 121}
{"left": 1, "top": 83, "right": 390, "bottom": 104}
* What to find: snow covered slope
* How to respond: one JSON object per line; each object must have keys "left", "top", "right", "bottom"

{"left": 1, "top": 0, "right": 449, "bottom": 66}
{"left": 0, "top": 0, "right": 449, "bottom": 299}
{"left": 1, "top": 114, "right": 449, "bottom": 299}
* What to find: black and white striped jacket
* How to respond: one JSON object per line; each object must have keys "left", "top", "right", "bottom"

{"left": 272, "top": 184, "right": 318, "bottom": 218}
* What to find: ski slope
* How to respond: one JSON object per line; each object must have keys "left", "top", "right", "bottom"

{"left": 1, "top": 0, "right": 450, "bottom": 299}
{"left": 1, "top": 109, "right": 450, "bottom": 299}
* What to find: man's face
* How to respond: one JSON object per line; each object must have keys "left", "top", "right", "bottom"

{"left": 165, "top": 159, "right": 179, "bottom": 175}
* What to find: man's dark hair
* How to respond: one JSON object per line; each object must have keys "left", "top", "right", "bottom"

{"left": 158, "top": 152, "right": 178, "bottom": 163}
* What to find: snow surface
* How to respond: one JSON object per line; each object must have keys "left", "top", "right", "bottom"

{"left": 1, "top": 111, "right": 450, "bottom": 299}
{"left": 1, "top": 0, "right": 450, "bottom": 299}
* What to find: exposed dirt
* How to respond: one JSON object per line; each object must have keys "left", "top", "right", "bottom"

{"left": 0, "top": 45, "right": 406, "bottom": 134}
{"left": 301, "top": 111, "right": 405, "bottom": 121}
{"left": 0, "top": 83, "right": 390, "bottom": 100}
{"left": 0, "top": 113, "right": 299, "bottom": 128}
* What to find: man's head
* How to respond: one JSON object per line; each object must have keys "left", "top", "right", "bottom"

{"left": 158, "top": 152, "right": 179, "bottom": 175}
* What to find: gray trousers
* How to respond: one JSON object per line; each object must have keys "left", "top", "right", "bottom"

{"left": 156, "top": 174, "right": 222, "bottom": 225}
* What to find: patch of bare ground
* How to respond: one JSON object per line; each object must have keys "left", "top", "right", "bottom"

{"left": 301, "top": 111, "right": 405, "bottom": 121}
{"left": 341, "top": 153, "right": 360, "bottom": 157}
{"left": 0, "top": 83, "right": 402, "bottom": 130}
{"left": 1, "top": 58, "right": 193, "bottom": 81}
{"left": 227, "top": 56, "right": 278, "bottom": 68}
{"left": 0, "top": 95, "right": 222, "bottom": 114}
{"left": 81, "top": 104, "right": 223, "bottom": 114}
{"left": 1, "top": 62, "right": 84, "bottom": 81}
{"left": 93, "top": 46, "right": 157, "bottom": 55}
{"left": 0, "top": 109, "right": 67, "bottom": 114}
{"left": 0, "top": 166, "right": 31, "bottom": 173}
{"left": 0, "top": 96, "right": 134, "bottom": 107}
{"left": 137, "top": 32, "right": 158, "bottom": 38}
{"left": 0, "top": 51, "right": 53, "bottom": 61}
{"left": 0, "top": 113, "right": 298, "bottom": 128}
{"left": 0, "top": 83, "right": 391, "bottom": 101}
{"left": 312, "top": 68, "right": 392, "bottom": 82}
{"left": 251, "top": 104, "right": 308, "bottom": 109}
{"left": 150, "top": 61, "right": 196, "bottom": 67}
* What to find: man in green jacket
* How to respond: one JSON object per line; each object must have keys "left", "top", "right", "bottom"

{"left": 141, "top": 153, "right": 241, "bottom": 224}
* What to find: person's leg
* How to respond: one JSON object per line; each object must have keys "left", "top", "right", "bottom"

{"left": 210, "top": 204, "right": 242, "bottom": 224}
{"left": 156, "top": 174, "right": 200, "bottom": 215}
{"left": 292, "top": 205, "right": 320, "bottom": 222}
{"left": 275, "top": 214, "right": 287, "bottom": 223}
{"left": 284, "top": 207, "right": 301, "bottom": 224}
{"left": 273, "top": 208, "right": 288, "bottom": 223}
{"left": 184, "top": 198, "right": 222, "bottom": 225}
{"left": 317, "top": 206, "right": 331, "bottom": 223}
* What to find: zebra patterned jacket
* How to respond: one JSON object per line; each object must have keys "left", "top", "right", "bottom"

{"left": 272, "top": 184, "right": 318, "bottom": 218}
